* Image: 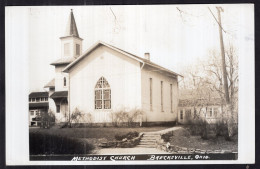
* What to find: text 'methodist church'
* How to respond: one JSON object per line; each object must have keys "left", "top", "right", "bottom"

{"left": 44, "top": 9, "right": 181, "bottom": 125}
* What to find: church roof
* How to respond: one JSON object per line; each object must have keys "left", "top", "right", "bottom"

{"left": 29, "top": 92, "right": 49, "bottom": 98}
{"left": 44, "top": 78, "right": 55, "bottom": 88}
{"left": 62, "top": 41, "right": 182, "bottom": 77}
{"left": 50, "top": 91, "right": 68, "bottom": 98}
{"left": 50, "top": 57, "right": 76, "bottom": 66}
{"left": 60, "top": 9, "right": 82, "bottom": 39}
{"left": 29, "top": 102, "right": 49, "bottom": 109}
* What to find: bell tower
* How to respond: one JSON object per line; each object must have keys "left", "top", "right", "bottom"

{"left": 60, "top": 9, "right": 83, "bottom": 58}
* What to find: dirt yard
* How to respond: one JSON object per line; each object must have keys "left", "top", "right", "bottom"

{"left": 169, "top": 127, "right": 238, "bottom": 152}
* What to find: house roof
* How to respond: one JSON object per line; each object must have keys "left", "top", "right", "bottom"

{"left": 61, "top": 9, "right": 80, "bottom": 38}
{"left": 178, "top": 98, "right": 223, "bottom": 107}
{"left": 50, "top": 91, "right": 68, "bottom": 98}
{"left": 62, "top": 41, "right": 182, "bottom": 77}
{"left": 29, "top": 102, "right": 49, "bottom": 109}
{"left": 50, "top": 57, "right": 76, "bottom": 66}
{"left": 29, "top": 92, "right": 49, "bottom": 98}
{"left": 44, "top": 78, "right": 55, "bottom": 88}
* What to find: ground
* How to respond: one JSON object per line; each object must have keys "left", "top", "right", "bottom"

{"left": 29, "top": 125, "right": 238, "bottom": 155}
{"left": 29, "top": 126, "right": 169, "bottom": 151}
{"left": 168, "top": 126, "right": 238, "bottom": 152}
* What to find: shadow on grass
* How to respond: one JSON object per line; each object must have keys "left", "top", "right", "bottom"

{"left": 29, "top": 132, "right": 94, "bottom": 155}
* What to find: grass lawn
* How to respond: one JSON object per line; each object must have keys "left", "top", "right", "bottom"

{"left": 169, "top": 126, "right": 238, "bottom": 152}
{"left": 29, "top": 126, "right": 168, "bottom": 141}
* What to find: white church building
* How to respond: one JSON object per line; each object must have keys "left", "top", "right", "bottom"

{"left": 44, "top": 10, "right": 182, "bottom": 126}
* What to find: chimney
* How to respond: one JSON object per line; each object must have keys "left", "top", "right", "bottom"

{"left": 144, "top": 53, "right": 150, "bottom": 61}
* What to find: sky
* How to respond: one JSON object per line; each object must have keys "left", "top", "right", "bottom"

{"left": 5, "top": 4, "right": 254, "bottom": 92}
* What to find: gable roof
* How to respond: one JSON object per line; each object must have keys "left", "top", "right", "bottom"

{"left": 178, "top": 98, "right": 223, "bottom": 107}
{"left": 29, "top": 92, "right": 49, "bottom": 98}
{"left": 62, "top": 41, "right": 182, "bottom": 77}
{"left": 50, "top": 57, "right": 76, "bottom": 66}
{"left": 50, "top": 91, "right": 68, "bottom": 98}
{"left": 44, "top": 78, "right": 55, "bottom": 88}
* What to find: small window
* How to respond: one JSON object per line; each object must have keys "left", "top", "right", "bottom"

{"left": 214, "top": 108, "right": 218, "bottom": 117}
{"left": 36, "top": 98, "right": 40, "bottom": 102}
{"left": 29, "top": 98, "right": 31, "bottom": 102}
{"left": 208, "top": 108, "right": 213, "bottom": 117}
{"left": 64, "top": 43, "right": 70, "bottom": 56}
{"left": 64, "top": 77, "right": 66, "bottom": 87}
{"left": 30, "top": 111, "right": 34, "bottom": 116}
{"left": 170, "top": 84, "right": 173, "bottom": 112}
{"left": 150, "top": 78, "right": 153, "bottom": 111}
{"left": 76, "top": 44, "right": 80, "bottom": 55}
{"left": 180, "top": 110, "right": 183, "bottom": 120}
{"left": 32, "top": 98, "right": 35, "bottom": 102}
{"left": 161, "top": 81, "right": 163, "bottom": 112}
{"left": 45, "top": 97, "right": 48, "bottom": 101}
{"left": 56, "top": 105, "right": 60, "bottom": 113}
{"left": 35, "top": 111, "right": 39, "bottom": 116}
{"left": 185, "top": 109, "right": 191, "bottom": 117}
{"left": 41, "top": 98, "right": 44, "bottom": 101}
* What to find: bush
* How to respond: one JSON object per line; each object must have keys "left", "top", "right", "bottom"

{"left": 161, "top": 132, "right": 172, "bottom": 142}
{"left": 29, "top": 132, "right": 94, "bottom": 155}
{"left": 40, "top": 109, "right": 55, "bottom": 128}
{"left": 110, "top": 108, "right": 144, "bottom": 127}
{"left": 114, "top": 131, "right": 139, "bottom": 141}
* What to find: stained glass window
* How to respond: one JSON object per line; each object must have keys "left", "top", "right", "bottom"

{"left": 95, "top": 77, "right": 111, "bottom": 109}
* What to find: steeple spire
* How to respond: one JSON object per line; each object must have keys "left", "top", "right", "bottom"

{"left": 64, "top": 9, "right": 80, "bottom": 37}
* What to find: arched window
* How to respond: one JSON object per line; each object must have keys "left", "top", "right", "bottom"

{"left": 95, "top": 77, "right": 111, "bottom": 109}
{"left": 64, "top": 77, "right": 66, "bottom": 87}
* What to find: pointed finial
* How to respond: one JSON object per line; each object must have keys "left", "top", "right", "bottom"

{"left": 71, "top": 9, "right": 73, "bottom": 12}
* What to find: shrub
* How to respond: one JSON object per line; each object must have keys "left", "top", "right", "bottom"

{"left": 161, "top": 132, "right": 172, "bottom": 142}
{"left": 110, "top": 109, "right": 128, "bottom": 127}
{"left": 111, "top": 108, "right": 144, "bottom": 127}
{"left": 29, "top": 132, "right": 94, "bottom": 155}
{"left": 40, "top": 109, "right": 55, "bottom": 129}
{"left": 114, "top": 131, "right": 139, "bottom": 141}
{"left": 70, "top": 108, "right": 83, "bottom": 124}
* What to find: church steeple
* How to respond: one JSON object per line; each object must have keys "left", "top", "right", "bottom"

{"left": 60, "top": 9, "right": 83, "bottom": 58}
{"left": 64, "top": 9, "right": 80, "bottom": 38}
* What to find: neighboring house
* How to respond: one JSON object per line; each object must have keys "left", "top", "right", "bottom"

{"left": 44, "top": 10, "right": 182, "bottom": 125}
{"left": 178, "top": 98, "right": 223, "bottom": 124}
{"left": 29, "top": 92, "right": 49, "bottom": 126}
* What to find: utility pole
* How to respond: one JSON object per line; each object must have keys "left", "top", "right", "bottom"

{"left": 216, "top": 6, "right": 230, "bottom": 105}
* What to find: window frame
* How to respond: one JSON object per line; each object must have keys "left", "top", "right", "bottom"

{"left": 76, "top": 44, "right": 80, "bottom": 55}
{"left": 161, "top": 81, "right": 164, "bottom": 112}
{"left": 94, "top": 77, "right": 111, "bottom": 110}
{"left": 64, "top": 43, "right": 70, "bottom": 56}
{"left": 30, "top": 111, "right": 34, "bottom": 116}
{"left": 170, "top": 84, "right": 173, "bottom": 113}
{"left": 150, "top": 78, "right": 153, "bottom": 111}
{"left": 180, "top": 110, "right": 183, "bottom": 120}
{"left": 56, "top": 105, "right": 60, "bottom": 113}
{"left": 64, "top": 77, "right": 67, "bottom": 87}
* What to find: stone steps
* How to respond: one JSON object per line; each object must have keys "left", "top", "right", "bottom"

{"left": 136, "top": 132, "right": 162, "bottom": 148}
{"left": 136, "top": 145, "right": 157, "bottom": 148}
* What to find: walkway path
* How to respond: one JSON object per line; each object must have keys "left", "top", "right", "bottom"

{"left": 143, "top": 126, "right": 182, "bottom": 134}
{"left": 93, "top": 147, "right": 170, "bottom": 155}
{"left": 93, "top": 126, "right": 182, "bottom": 155}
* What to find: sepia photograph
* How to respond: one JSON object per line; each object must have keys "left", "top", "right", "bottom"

{"left": 5, "top": 4, "right": 254, "bottom": 165}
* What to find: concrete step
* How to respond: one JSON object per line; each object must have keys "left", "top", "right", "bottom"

{"left": 142, "top": 135, "right": 160, "bottom": 138}
{"left": 143, "top": 134, "right": 161, "bottom": 136}
{"left": 136, "top": 145, "right": 157, "bottom": 148}
{"left": 139, "top": 143, "right": 157, "bottom": 146}
{"left": 140, "top": 140, "right": 157, "bottom": 143}
{"left": 140, "top": 139, "right": 157, "bottom": 142}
